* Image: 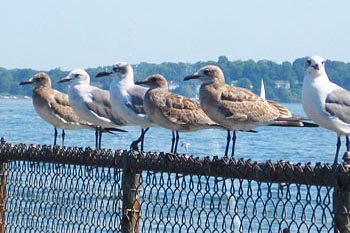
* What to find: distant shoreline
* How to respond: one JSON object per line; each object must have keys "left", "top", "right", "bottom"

{"left": 0, "top": 95, "right": 30, "bottom": 100}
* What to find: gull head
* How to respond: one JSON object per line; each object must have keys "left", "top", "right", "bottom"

{"left": 95, "top": 62, "right": 134, "bottom": 82}
{"left": 20, "top": 72, "right": 51, "bottom": 88}
{"left": 184, "top": 65, "right": 225, "bottom": 85}
{"left": 135, "top": 74, "right": 168, "bottom": 89}
{"left": 58, "top": 69, "right": 90, "bottom": 85}
{"left": 305, "top": 56, "right": 326, "bottom": 78}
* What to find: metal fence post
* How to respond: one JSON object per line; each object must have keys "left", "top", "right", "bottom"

{"left": 0, "top": 138, "right": 7, "bottom": 233}
{"left": 121, "top": 167, "right": 141, "bottom": 233}
{"left": 334, "top": 152, "right": 350, "bottom": 233}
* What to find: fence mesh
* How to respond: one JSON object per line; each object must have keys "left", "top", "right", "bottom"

{"left": 139, "top": 172, "right": 333, "bottom": 232}
{"left": 0, "top": 142, "right": 345, "bottom": 232}
{"left": 5, "top": 162, "right": 123, "bottom": 232}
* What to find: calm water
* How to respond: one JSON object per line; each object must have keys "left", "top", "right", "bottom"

{"left": 0, "top": 98, "right": 340, "bottom": 164}
{"left": 0, "top": 98, "right": 335, "bottom": 232}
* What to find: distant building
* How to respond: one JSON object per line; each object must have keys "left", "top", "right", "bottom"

{"left": 274, "top": 80, "right": 290, "bottom": 89}
{"left": 168, "top": 80, "right": 180, "bottom": 90}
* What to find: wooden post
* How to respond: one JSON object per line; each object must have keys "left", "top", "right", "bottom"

{"left": 121, "top": 168, "right": 141, "bottom": 233}
{"left": 0, "top": 162, "right": 7, "bottom": 233}
{"left": 334, "top": 152, "right": 350, "bottom": 233}
{"left": 333, "top": 185, "right": 350, "bottom": 233}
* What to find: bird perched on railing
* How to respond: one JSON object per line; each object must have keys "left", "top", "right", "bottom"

{"left": 19, "top": 73, "right": 95, "bottom": 146}
{"left": 184, "top": 65, "right": 318, "bottom": 157}
{"left": 302, "top": 55, "right": 350, "bottom": 165}
{"left": 135, "top": 74, "right": 221, "bottom": 154}
{"left": 58, "top": 69, "right": 127, "bottom": 149}
{"left": 95, "top": 62, "right": 156, "bottom": 151}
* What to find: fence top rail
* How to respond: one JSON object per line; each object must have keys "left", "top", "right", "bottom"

{"left": 0, "top": 140, "right": 349, "bottom": 187}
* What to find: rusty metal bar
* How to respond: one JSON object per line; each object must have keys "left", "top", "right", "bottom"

{"left": 0, "top": 142, "right": 342, "bottom": 186}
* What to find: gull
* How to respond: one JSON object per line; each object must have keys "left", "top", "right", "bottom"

{"left": 96, "top": 62, "right": 155, "bottom": 151}
{"left": 302, "top": 55, "right": 350, "bottom": 165}
{"left": 20, "top": 72, "right": 93, "bottom": 146}
{"left": 185, "top": 65, "right": 317, "bottom": 157}
{"left": 135, "top": 74, "right": 220, "bottom": 154}
{"left": 58, "top": 69, "right": 127, "bottom": 149}
{"left": 181, "top": 142, "right": 191, "bottom": 153}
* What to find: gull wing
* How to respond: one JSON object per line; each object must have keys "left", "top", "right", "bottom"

{"left": 325, "top": 88, "right": 350, "bottom": 124}
{"left": 86, "top": 87, "right": 124, "bottom": 125}
{"left": 219, "top": 85, "right": 281, "bottom": 122}
{"left": 151, "top": 91, "right": 215, "bottom": 126}
{"left": 125, "top": 85, "right": 147, "bottom": 114}
{"left": 50, "top": 90, "right": 84, "bottom": 124}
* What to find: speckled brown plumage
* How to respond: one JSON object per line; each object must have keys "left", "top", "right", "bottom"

{"left": 142, "top": 74, "right": 217, "bottom": 132}
{"left": 192, "top": 65, "right": 296, "bottom": 131}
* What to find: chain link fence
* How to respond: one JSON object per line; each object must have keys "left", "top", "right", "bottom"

{"left": 0, "top": 140, "right": 349, "bottom": 232}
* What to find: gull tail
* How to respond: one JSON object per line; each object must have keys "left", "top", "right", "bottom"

{"left": 270, "top": 116, "right": 318, "bottom": 128}
{"left": 208, "top": 124, "right": 259, "bottom": 133}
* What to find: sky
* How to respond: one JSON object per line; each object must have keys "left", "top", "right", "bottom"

{"left": 1, "top": 0, "right": 350, "bottom": 70}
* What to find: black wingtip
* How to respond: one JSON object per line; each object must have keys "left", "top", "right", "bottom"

{"left": 104, "top": 127, "right": 128, "bottom": 133}
{"left": 301, "top": 121, "right": 319, "bottom": 127}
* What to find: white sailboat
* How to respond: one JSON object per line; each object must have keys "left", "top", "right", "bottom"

{"left": 260, "top": 79, "right": 265, "bottom": 100}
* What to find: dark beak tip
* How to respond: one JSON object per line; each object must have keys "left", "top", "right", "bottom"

{"left": 95, "top": 71, "right": 112, "bottom": 78}
{"left": 19, "top": 81, "right": 32, "bottom": 85}
{"left": 58, "top": 78, "right": 70, "bottom": 83}
{"left": 184, "top": 75, "right": 199, "bottom": 81}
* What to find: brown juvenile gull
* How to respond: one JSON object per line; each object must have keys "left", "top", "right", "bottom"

{"left": 20, "top": 72, "right": 94, "bottom": 146}
{"left": 135, "top": 74, "right": 220, "bottom": 154}
{"left": 58, "top": 68, "right": 126, "bottom": 149}
{"left": 184, "top": 65, "right": 317, "bottom": 156}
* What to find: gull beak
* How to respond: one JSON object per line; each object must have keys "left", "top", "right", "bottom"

{"left": 312, "top": 64, "right": 320, "bottom": 70}
{"left": 19, "top": 77, "right": 34, "bottom": 85}
{"left": 95, "top": 71, "right": 113, "bottom": 78}
{"left": 184, "top": 72, "right": 201, "bottom": 81}
{"left": 58, "top": 76, "right": 72, "bottom": 83}
{"left": 135, "top": 79, "right": 149, "bottom": 86}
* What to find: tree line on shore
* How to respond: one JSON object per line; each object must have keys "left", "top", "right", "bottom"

{"left": 1, "top": 56, "right": 350, "bottom": 102}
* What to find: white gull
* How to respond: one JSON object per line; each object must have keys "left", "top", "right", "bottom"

{"left": 302, "top": 55, "right": 350, "bottom": 164}
{"left": 95, "top": 62, "right": 156, "bottom": 151}
{"left": 58, "top": 69, "right": 126, "bottom": 149}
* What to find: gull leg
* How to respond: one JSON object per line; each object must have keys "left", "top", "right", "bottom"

{"left": 129, "top": 128, "right": 144, "bottom": 151}
{"left": 174, "top": 131, "right": 180, "bottom": 154}
{"left": 54, "top": 127, "right": 58, "bottom": 146}
{"left": 334, "top": 136, "right": 341, "bottom": 165}
{"left": 224, "top": 130, "right": 231, "bottom": 157}
{"left": 231, "top": 131, "right": 237, "bottom": 158}
{"left": 141, "top": 128, "right": 150, "bottom": 151}
{"left": 62, "top": 129, "right": 66, "bottom": 146}
{"left": 95, "top": 128, "right": 99, "bottom": 148}
{"left": 346, "top": 136, "right": 350, "bottom": 151}
{"left": 98, "top": 128, "right": 102, "bottom": 149}
{"left": 171, "top": 131, "right": 176, "bottom": 153}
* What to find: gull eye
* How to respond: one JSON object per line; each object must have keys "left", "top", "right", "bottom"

{"left": 203, "top": 69, "right": 210, "bottom": 75}
{"left": 306, "top": 60, "right": 311, "bottom": 66}
{"left": 322, "top": 61, "right": 325, "bottom": 65}
{"left": 74, "top": 73, "right": 80, "bottom": 78}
